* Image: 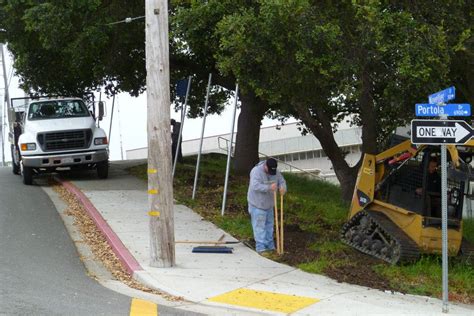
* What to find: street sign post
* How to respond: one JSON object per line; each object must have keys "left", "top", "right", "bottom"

{"left": 415, "top": 103, "right": 471, "bottom": 117}
{"left": 417, "top": 86, "right": 469, "bottom": 313}
{"left": 440, "top": 143, "right": 449, "bottom": 314}
{"left": 428, "top": 86, "right": 455, "bottom": 104}
{"left": 411, "top": 119, "right": 474, "bottom": 145}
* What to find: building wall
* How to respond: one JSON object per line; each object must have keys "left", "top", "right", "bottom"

{"left": 125, "top": 122, "right": 363, "bottom": 179}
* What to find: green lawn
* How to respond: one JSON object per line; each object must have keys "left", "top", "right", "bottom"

{"left": 128, "top": 153, "right": 474, "bottom": 303}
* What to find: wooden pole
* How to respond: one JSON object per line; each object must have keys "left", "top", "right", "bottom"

{"left": 274, "top": 191, "right": 281, "bottom": 254}
{"left": 146, "top": 0, "right": 175, "bottom": 267}
{"left": 280, "top": 193, "right": 284, "bottom": 254}
{"left": 175, "top": 241, "right": 240, "bottom": 245}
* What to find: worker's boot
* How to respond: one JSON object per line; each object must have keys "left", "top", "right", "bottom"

{"left": 259, "top": 250, "right": 279, "bottom": 260}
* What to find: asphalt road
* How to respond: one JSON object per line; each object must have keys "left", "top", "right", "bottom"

{"left": 0, "top": 167, "right": 188, "bottom": 316}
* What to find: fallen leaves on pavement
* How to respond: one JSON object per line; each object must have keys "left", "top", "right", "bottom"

{"left": 52, "top": 181, "right": 183, "bottom": 302}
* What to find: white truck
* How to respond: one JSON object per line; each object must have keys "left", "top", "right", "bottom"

{"left": 8, "top": 96, "right": 109, "bottom": 185}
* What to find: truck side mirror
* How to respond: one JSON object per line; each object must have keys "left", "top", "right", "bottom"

{"left": 98, "top": 101, "right": 105, "bottom": 121}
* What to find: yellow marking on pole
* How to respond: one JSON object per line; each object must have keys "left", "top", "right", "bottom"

{"left": 129, "top": 298, "right": 158, "bottom": 316}
{"left": 148, "top": 211, "right": 160, "bottom": 217}
{"left": 148, "top": 189, "right": 158, "bottom": 195}
{"left": 147, "top": 169, "right": 158, "bottom": 174}
{"left": 208, "top": 288, "right": 319, "bottom": 313}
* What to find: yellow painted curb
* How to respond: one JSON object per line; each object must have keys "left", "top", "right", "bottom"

{"left": 208, "top": 288, "right": 319, "bottom": 313}
{"left": 130, "top": 298, "right": 158, "bottom": 316}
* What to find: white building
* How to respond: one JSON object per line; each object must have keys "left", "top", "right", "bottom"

{"left": 126, "top": 122, "right": 362, "bottom": 181}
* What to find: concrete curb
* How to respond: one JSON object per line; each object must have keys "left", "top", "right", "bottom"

{"left": 55, "top": 177, "right": 143, "bottom": 274}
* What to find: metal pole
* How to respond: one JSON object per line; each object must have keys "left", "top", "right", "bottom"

{"left": 108, "top": 94, "right": 116, "bottom": 144}
{"left": 116, "top": 98, "right": 124, "bottom": 160}
{"left": 172, "top": 76, "right": 192, "bottom": 177}
{"left": 97, "top": 91, "right": 102, "bottom": 128}
{"left": 1, "top": 96, "right": 4, "bottom": 167}
{"left": 1, "top": 44, "right": 10, "bottom": 167}
{"left": 192, "top": 73, "right": 212, "bottom": 199}
{"left": 221, "top": 84, "right": 239, "bottom": 216}
{"left": 441, "top": 143, "right": 449, "bottom": 313}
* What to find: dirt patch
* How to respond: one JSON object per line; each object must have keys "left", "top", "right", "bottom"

{"left": 279, "top": 225, "right": 319, "bottom": 265}
{"left": 324, "top": 251, "right": 393, "bottom": 291}
{"left": 51, "top": 180, "right": 183, "bottom": 302}
{"left": 275, "top": 223, "right": 393, "bottom": 292}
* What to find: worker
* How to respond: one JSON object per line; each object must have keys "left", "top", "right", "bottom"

{"left": 247, "top": 158, "right": 287, "bottom": 255}
{"left": 416, "top": 157, "right": 441, "bottom": 217}
{"left": 170, "top": 119, "right": 183, "bottom": 163}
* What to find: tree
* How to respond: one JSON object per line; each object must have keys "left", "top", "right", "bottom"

{"left": 0, "top": 0, "right": 266, "bottom": 176}
{"left": 0, "top": 0, "right": 146, "bottom": 96}
{"left": 393, "top": 1, "right": 473, "bottom": 105}
{"left": 171, "top": 0, "right": 272, "bottom": 174}
{"left": 215, "top": 1, "right": 452, "bottom": 201}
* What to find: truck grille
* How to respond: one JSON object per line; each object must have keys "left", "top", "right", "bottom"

{"left": 37, "top": 129, "right": 92, "bottom": 152}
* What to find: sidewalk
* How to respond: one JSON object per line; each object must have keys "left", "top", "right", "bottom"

{"left": 59, "top": 162, "right": 473, "bottom": 315}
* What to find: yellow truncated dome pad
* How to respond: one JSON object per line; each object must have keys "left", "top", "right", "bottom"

{"left": 208, "top": 288, "right": 320, "bottom": 313}
{"left": 129, "top": 298, "right": 158, "bottom": 316}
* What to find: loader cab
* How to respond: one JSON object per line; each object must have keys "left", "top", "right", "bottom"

{"left": 381, "top": 146, "right": 466, "bottom": 224}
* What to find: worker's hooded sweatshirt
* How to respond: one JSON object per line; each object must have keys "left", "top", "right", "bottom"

{"left": 247, "top": 161, "right": 287, "bottom": 210}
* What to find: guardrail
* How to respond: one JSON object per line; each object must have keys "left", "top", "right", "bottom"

{"left": 217, "top": 136, "right": 326, "bottom": 181}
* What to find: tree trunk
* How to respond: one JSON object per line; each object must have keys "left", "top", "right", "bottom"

{"left": 233, "top": 91, "right": 268, "bottom": 175}
{"left": 294, "top": 103, "right": 359, "bottom": 202}
{"left": 359, "top": 69, "right": 378, "bottom": 154}
{"left": 337, "top": 165, "right": 359, "bottom": 203}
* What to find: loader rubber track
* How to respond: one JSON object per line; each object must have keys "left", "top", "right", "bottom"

{"left": 340, "top": 210, "right": 420, "bottom": 264}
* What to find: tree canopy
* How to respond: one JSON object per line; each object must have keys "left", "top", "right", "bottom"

{"left": 217, "top": 1, "right": 452, "bottom": 144}
{"left": 213, "top": 0, "right": 467, "bottom": 199}
{"left": 1, "top": 0, "right": 472, "bottom": 200}
{"left": 0, "top": 1, "right": 145, "bottom": 96}
{"left": 0, "top": 0, "right": 227, "bottom": 114}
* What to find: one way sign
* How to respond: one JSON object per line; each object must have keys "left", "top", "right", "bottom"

{"left": 411, "top": 119, "right": 474, "bottom": 145}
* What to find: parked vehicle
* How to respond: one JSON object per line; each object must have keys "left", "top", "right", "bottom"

{"left": 8, "top": 96, "right": 109, "bottom": 185}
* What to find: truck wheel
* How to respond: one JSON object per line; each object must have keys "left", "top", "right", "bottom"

{"left": 97, "top": 160, "right": 109, "bottom": 179}
{"left": 11, "top": 146, "right": 20, "bottom": 175}
{"left": 22, "top": 166, "right": 33, "bottom": 185}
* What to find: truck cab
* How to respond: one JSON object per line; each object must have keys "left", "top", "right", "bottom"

{"left": 9, "top": 97, "right": 109, "bottom": 185}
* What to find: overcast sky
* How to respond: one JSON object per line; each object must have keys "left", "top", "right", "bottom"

{"left": 1, "top": 47, "right": 290, "bottom": 161}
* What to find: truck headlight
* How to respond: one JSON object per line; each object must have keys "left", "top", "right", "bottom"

{"left": 94, "top": 137, "right": 108, "bottom": 145}
{"left": 20, "top": 143, "right": 37, "bottom": 151}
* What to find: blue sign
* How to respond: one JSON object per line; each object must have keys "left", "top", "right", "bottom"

{"left": 415, "top": 103, "right": 471, "bottom": 117}
{"left": 428, "top": 86, "right": 455, "bottom": 104}
{"left": 176, "top": 79, "right": 189, "bottom": 98}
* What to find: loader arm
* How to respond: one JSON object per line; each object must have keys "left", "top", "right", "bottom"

{"left": 350, "top": 140, "right": 424, "bottom": 218}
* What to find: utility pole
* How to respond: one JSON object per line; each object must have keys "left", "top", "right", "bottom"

{"left": 145, "top": 0, "right": 175, "bottom": 267}
{"left": 1, "top": 43, "right": 10, "bottom": 167}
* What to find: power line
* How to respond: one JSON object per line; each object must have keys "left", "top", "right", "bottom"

{"left": 106, "top": 15, "right": 145, "bottom": 26}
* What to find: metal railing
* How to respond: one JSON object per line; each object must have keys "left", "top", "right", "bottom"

{"left": 217, "top": 136, "right": 326, "bottom": 181}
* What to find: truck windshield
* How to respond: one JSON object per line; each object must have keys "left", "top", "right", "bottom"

{"left": 28, "top": 100, "right": 90, "bottom": 120}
